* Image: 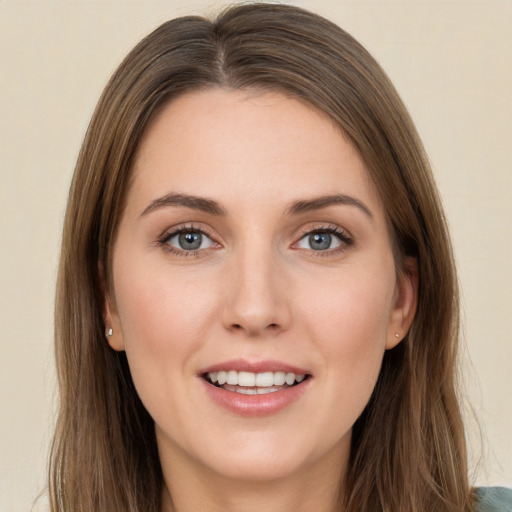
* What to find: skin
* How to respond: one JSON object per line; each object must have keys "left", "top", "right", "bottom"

{"left": 104, "top": 88, "right": 417, "bottom": 512}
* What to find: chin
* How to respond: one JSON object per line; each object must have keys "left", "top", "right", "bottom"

{"left": 205, "top": 448, "right": 311, "bottom": 482}
{"left": 191, "top": 427, "right": 349, "bottom": 483}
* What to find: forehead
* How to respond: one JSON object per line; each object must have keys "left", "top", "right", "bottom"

{"left": 129, "top": 87, "right": 382, "bottom": 219}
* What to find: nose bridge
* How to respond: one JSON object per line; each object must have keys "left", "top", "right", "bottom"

{"left": 222, "top": 237, "right": 289, "bottom": 336}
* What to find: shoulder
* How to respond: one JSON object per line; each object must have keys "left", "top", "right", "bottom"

{"left": 474, "top": 487, "right": 512, "bottom": 512}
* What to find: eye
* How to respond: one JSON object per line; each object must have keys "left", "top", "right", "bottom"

{"left": 295, "top": 227, "right": 351, "bottom": 252}
{"left": 161, "top": 228, "right": 215, "bottom": 252}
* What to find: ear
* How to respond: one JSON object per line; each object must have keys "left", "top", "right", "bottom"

{"left": 386, "top": 257, "right": 418, "bottom": 349}
{"left": 98, "top": 261, "right": 125, "bottom": 352}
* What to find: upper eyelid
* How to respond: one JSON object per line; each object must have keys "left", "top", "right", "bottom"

{"left": 160, "top": 223, "right": 216, "bottom": 239}
{"left": 296, "top": 223, "right": 352, "bottom": 238}
{"left": 157, "top": 225, "right": 220, "bottom": 256}
{"left": 292, "top": 224, "right": 353, "bottom": 250}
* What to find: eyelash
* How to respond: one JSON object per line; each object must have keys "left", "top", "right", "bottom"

{"left": 157, "top": 224, "right": 353, "bottom": 257}
{"left": 157, "top": 224, "right": 218, "bottom": 257}
{"left": 295, "top": 225, "right": 353, "bottom": 256}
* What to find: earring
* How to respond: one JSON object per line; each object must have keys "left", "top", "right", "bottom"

{"left": 395, "top": 333, "right": 400, "bottom": 338}
{"left": 106, "top": 327, "right": 113, "bottom": 337}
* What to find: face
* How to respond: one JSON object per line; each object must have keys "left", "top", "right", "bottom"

{"left": 105, "top": 88, "right": 416, "bottom": 485}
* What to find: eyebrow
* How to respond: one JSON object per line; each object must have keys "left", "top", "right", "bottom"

{"left": 140, "top": 193, "right": 226, "bottom": 217}
{"left": 286, "top": 194, "right": 373, "bottom": 219}
{"left": 140, "top": 192, "right": 373, "bottom": 219}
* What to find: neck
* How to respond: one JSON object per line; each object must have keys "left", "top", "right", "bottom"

{"left": 159, "top": 440, "right": 348, "bottom": 512}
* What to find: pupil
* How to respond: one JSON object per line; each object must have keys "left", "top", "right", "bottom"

{"left": 179, "top": 232, "right": 202, "bottom": 250}
{"left": 310, "top": 232, "right": 331, "bottom": 250}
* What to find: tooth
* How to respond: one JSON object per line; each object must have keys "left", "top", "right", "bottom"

{"left": 209, "top": 370, "right": 307, "bottom": 388}
{"left": 227, "top": 370, "right": 238, "bottom": 385}
{"left": 285, "top": 372, "right": 296, "bottom": 385}
{"left": 257, "top": 386, "right": 281, "bottom": 394}
{"left": 255, "top": 372, "right": 274, "bottom": 387}
{"left": 238, "top": 371, "right": 256, "bottom": 387}
{"left": 272, "top": 371, "right": 285, "bottom": 385}
{"left": 236, "top": 387, "right": 258, "bottom": 395}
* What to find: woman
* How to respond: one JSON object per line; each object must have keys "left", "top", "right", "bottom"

{"left": 49, "top": 3, "right": 510, "bottom": 511}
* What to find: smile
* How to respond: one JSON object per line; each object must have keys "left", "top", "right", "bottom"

{"left": 205, "top": 371, "right": 307, "bottom": 395}
{"left": 199, "top": 360, "right": 312, "bottom": 416}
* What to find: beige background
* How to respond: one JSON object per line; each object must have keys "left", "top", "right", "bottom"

{"left": 0, "top": 1, "right": 510, "bottom": 510}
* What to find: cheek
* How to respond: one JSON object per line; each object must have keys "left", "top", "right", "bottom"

{"left": 301, "top": 262, "right": 395, "bottom": 347}
{"left": 297, "top": 264, "right": 395, "bottom": 422}
{"left": 115, "top": 256, "right": 217, "bottom": 349}
{"left": 112, "top": 257, "right": 218, "bottom": 408}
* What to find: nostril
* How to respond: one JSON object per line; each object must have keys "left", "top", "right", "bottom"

{"left": 228, "top": 322, "right": 281, "bottom": 334}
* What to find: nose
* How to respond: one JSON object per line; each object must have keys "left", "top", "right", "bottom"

{"left": 221, "top": 245, "right": 291, "bottom": 337}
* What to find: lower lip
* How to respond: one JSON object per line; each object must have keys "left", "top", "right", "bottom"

{"left": 201, "top": 378, "right": 311, "bottom": 417}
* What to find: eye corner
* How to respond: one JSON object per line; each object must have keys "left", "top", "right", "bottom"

{"left": 291, "top": 224, "right": 354, "bottom": 255}
{"left": 157, "top": 223, "right": 222, "bottom": 257}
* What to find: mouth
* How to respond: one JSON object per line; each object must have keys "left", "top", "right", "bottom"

{"left": 203, "top": 370, "right": 310, "bottom": 395}
{"left": 200, "top": 362, "right": 312, "bottom": 416}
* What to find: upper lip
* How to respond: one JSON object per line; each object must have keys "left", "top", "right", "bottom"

{"left": 200, "top": 359, "right": 311, "bottom": 376}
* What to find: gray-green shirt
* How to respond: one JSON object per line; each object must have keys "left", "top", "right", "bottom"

{"left": 475, "top": 487, "right": 512, "bottom": 512}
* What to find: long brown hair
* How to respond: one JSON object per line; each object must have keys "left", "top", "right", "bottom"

{"left": 50, "top": 3, "right": 472, "bottom": 511}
